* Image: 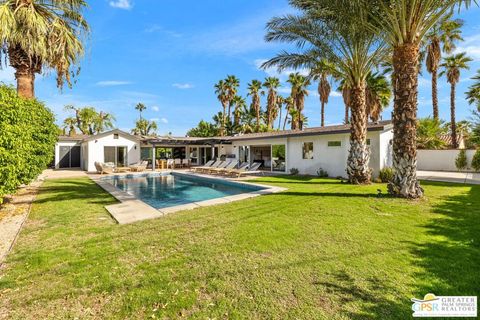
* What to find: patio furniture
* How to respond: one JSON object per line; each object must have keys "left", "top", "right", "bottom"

{"left": 156, "top": 159, "right": 167, "bottom": 170}
{"left": 182, "top": 159, "right": 189, "bottom": 168}
{"left": 166, "top": 159, "right": 175, "bottom": 169}
{"left": 130, "top": 161, "right": 148, "bottom": 172}
{"left": 191, "top": 160, "right": 215, "bottom": 172}
{"left": 223, "top": 162, "right": 249, "bottom": 175}
{"left": 116, "top": 167, "right": 131, "bottom": 173}
{"left": 95, "top": 162, "right": 114, "bottom": 175}
{"left": 205, "top": 160, "right": 230, "bottom": 174}
{"left": 174, "top": 158, "right": 182, "bottom": 168}
{"left": 229, "top": 162, "right": 263, "bottom": 178}
{"left": 210, "top": 160, "right": 238, "bottom": 174}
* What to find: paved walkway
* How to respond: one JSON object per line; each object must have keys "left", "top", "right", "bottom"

{"left": 417, "top": 170, "right": 480, "bottom": 185}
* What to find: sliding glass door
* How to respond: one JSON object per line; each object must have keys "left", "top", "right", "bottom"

{"left": 104, "top": 146, "right": 128, "bottom": 167}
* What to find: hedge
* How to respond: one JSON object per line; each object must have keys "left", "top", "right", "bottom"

{"left": 0, "top": 85, "right": 57, "bottom": 204}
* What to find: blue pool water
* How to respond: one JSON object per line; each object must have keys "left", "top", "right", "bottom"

{"left": 102, "top": 173, "right": 265, "bottom": 209}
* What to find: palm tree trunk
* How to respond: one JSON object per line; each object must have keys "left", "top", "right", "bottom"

{"left": 344, "top": 105, "right": 349, "bottom": 124}
{"left": 432, "top": 68, "right": 439, "bottom": 120}
{"left": 14, "top": 67, "right": 35, "bottom": 99}
{"left": 450, "top": 82, "right": 458, "bottom": 149}
{"left": 346, "top": 83, "right": 371, "bottom": 184}
{"left": 278, "top": 106, "right": 282, "bottom": 130}
{"left": 321, "top": 101, "right": 325, "bottom": 127}
{"left": 387, "top": 44, "right": 423, "bottom": 199}
{"left": 220, "top": 104, "right": 227, "bottom": 136}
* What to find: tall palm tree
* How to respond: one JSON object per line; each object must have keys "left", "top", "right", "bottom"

{"left": 62, "top": 117, "right": 77, "bottom": 136}
{"left": 310, "top": 59, "right": 334, "bottom": 127}
{"left": 339, "top": 82, "right": 351, "bottom": 124}
{"left": 64, "top": 105, "right": 115, "bottom": 135}
{"left": 247, "top": 80, "right": 264, "bottom": 130}
{"left": 214, "top": 80, "right": 229, "bottom": 136}
{"left": 369, "top": 0, "right": 476, "bottom": 198}
{"left": 132, "top": 119, "right": 158, "bottom": 136}
{"left": 466, "top": 70, "right": 480, "bottom": 107}
{"left": 366, "top": 73, "right": 392, "bottom": 123}
{"left": 225, "top": 75, "right": 240, "bottom": 121}
{"left": 135, "top": 103, "right": 146, "bottom": 120}
{"left": 425, "top": 13, "right": 464, "bottom": 120}
{"left": 231, "top": 95, "right": 246, "bottom": 127}
{"left": 264, "top": 1, "right": 387, "bottom": 184}
{"left": 283, "top": 97, "right": 294, "bottom": 130}
{"left": 287, "top": 73, "right": 310, "bottom": 130}
{"left": 276, "top": 96, "right": 285, "bottom": 130}
{"left": 440, "top": 52, "right": 472, "bottom": 148}
{"left": 0, "top": 0, "right": 89, "bottom": 99}
{"left": 263, "top": 77, "right": 281, "bottom": 129}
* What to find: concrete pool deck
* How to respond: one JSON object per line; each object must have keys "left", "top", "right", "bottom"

{"left": 91, "top": 171, "right": 286, "bottom": 224}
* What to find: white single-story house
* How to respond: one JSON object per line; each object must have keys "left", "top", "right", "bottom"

{"left": 54, "top": 121, "right": 393, "bottom": 178}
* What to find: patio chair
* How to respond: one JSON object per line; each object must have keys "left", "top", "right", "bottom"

{"left": 95, "top": 162, "right": 114, "bottom": 175}
{"left": 174, "top": 158, "right": 182, "bottom": 168}
{"left": 223, "top": 162, "right": 249, "bottom": 175}
{"left": 229, "top": 162, "right": 263, "bottom": 178}
{"left": 191, "top": 160, "right": 216, "bottom": 172}
{"left": 182, "top": 158, "right": 189, "bottom": 168}
{"left": 210, "top": 160, "right": 239, "bottom": 174}
{"left": 205, "top": 160, "right": 230, "bottom": 174}
{"left": 130, "top": 160, "right": 148, "bottom": 172}
{"left": 166, "top": 159, "right": 175, "bottom": 169}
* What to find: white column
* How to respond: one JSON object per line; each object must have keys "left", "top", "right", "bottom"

{"left": 152, "top": 146, "right": 156, "bottom": 170}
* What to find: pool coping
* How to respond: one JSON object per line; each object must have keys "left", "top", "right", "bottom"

{"left": 90, "top": 170, "right": 286, "bottom": 224}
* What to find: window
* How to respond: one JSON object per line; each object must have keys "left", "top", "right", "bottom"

{"left": 113, "top": 133, "right": 119, "bottom": 139}
{"left": 272, "top": 145, "right": 286, "bottom": 172}
{"left": 302, "top": 142, "right": 314, "bottom": 159}
{"left": 328, "top": 141, "right": 341, "bottom": 147}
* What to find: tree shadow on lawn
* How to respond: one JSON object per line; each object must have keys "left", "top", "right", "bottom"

{"left": 406, "top": 183, "right": 480, "bottom": 297}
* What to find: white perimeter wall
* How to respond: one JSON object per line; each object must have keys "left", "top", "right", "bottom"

{"left": 85, "top": 134, "right": 140, "bottom": 172}
{"left": 417, "top": 149, "right": 477, "bottom": 172}
{"left": 232, "top": 129, "right": 391, "bottom": 178}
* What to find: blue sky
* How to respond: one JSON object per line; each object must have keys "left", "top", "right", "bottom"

{"left": 1, "top": 0, "right": 479, "bottom": 135}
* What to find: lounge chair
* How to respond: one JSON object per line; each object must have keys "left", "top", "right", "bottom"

{"left": 210, "top": 160, "right": 239, "bottom": 174}
{"left": 95, "top": 161, "right": 114, "bottom": 175}
{"left": 223, "top": 162, "right": 249, "bottom": 175}
{"left": 130, "top": 160, "right": 148, "bottom": 172}
{"left": 204, "top": 160, "right": 229, "bottom": 174}
{"left": 191, "top": 160, "right": 215, "bottom": 172}
{"left": 229, "top": 162, "right": 263, "bottom": 178}
{"left": 174, "top": 158, "right": 182, "bottom": 168}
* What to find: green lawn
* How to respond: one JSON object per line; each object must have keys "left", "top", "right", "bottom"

{"left": 0, "top": 176, "right": 479, "bottom": 319}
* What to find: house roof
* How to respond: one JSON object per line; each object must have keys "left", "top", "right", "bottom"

{"left": 227, "top": 120, "right": 393, "bottom": 141}
{"left": 82, "top": 129, "right": 141, "bottom": 142}
{"left": 58, "top": 134, "right": 89, "bottom": 141}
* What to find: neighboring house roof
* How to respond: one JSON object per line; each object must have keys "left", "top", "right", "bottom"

{"left": 82, "top": 129, "right": 141, "bottom": 142}
{"left": 227, "top": 120, "right": 393, "bottom": 141}
{"left": 58, "top": 134, "right": 89, "bottom": 141}
{"left": 438, "top": 133, "right": 465, "bottom": 149}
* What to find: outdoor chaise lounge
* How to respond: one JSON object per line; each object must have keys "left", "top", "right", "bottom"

{"left": 222, "top": 162, "right": 249, "bottom": 175}
{"left": 228, "top": 162, "right": 263, "bottom": 178}
{"left": 204, "top": 160, "right": 230, "bottom": 174}
{"left": 129, "top": 161, "right": 148, "bottom": 172}
{"left": 95, "top": 161, "right": 114, "bottom": 175}
{"left": 197, "top": 160, "right": 224, "bottom": 173}
{"left": 191, "top": 160, "right": 215, "bottom": 172}
{"left": 210, "top": 160, "right": 239, "bottom": 175}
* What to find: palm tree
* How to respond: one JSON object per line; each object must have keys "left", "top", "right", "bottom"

{"left": 95, "top": 111, "right": 116, "bottom": 134}
{"left": 425, "top": 13, "right": 464, "bottom": 120}
{"left": 283, "top": 97, "right": 294, "bottom": 130}
{"left": 310, "top": 59, "right": 334, "bottom": 127}
{"left": 132, "top": 119, "right": 157, "bottom": 136}
{"left": 135, "top": 103, "right": 146, "bottom": 120}
{"left": 225, "top": 75, "right": 240, "bottom": 120}
{"left": 440, "top": 52, "right": 472, "bottom": 148}
{"left": 231, "top": 95, "right": 247, "bottom": 128}
{"left": 369, "top": 0, "right": 477, "bottom": 198}
{"left": 0, "top": 0, "right": 89, "bottom": 99}
{"left": 247, "top": 80, "right": 264, "bottom": 130}
{"left": 263, "top": 77, "right": 281, "bottom": 129}
{"left": 276, "top": 96, "right": 285, "bottom": 130}
{"left": 264, "top": 1, "right": 387, "bottom": 184}
{"left": 64, "top": 105, "right": 115, "bottom": 135}
{"left": 62, "top": 117, "right": 77, "bottom": 136}
{"left": 466, "top": 70, "right": 480, "bottom": 107}
{"left": 366, "top": 73, "right": 392, "bottom": 123}
{"left": 214, "top": 80, "right": 229, "bottom": 136}
{"left": 339, "top": 82, "right": 351, "bottom": 124}
{"left": 287, "top": 73, "right": 310, "bottom": 130}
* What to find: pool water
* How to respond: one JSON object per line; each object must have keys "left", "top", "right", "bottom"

{"left": 102, "top": 173, "right": 265, "bottom": 209}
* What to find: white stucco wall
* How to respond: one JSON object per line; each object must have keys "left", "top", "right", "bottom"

{"left": 379, "top": 129, "right": 394, "bottom": 169}
{"left": 54, "top": 141, "right": 82, "bottom": 169}
{"left": 231, "top": 130, "right": 389, "bottom": 178}
{"left": 417, "top": 149, "right": 477, "bottom": 172}
{"left": 85, "top": 133, "right": 140, "bottom": 172}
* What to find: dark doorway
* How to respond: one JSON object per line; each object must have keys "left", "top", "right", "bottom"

{"left": 59, "top": 146, "right": 81, "bottom": 168}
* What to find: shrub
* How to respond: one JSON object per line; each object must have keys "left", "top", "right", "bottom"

{"left": 0, "top": 85, "right": 57, "bottom": 204}
{"left": 472, "top": 149, "right": 480, "bottom": 172}
{"left": 379, "top": 167, "right": 395, "bottom": 183}
{"left": 290, "top": 168, "right": 299, "bottom": 175}
{"left": 455, "top": 149, "right": 468, "bottom": 171}
{"left": 316, "top": 168, "right": 328, "bottom": 177}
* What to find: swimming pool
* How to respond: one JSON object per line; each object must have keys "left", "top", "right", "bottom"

{"left": 101, "top": 172, "right": 266, "bottom": 209}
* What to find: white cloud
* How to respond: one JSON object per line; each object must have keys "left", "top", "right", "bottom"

{"left": 330, "top": 91, "right": 342, "bottom": 97}
{"left": 172, "top": 83, "right": 194, "bottom": 89}
{"left": 454, "top": 34, "right": 480, "bottom": 59}
{"left": 160, "top": 118, "right": 168, "bottom": 124}
{"left": 109, "top": 0, "right": 133, "bottom": 10}
{"left": 96, "top": 80, "right": 132, "bottom": 87}
{"left": 145, "top": 24, "right": 182, "bottom": 37}
{"left": 151, "top": 106, "right": 160, "bottom": 112}
{"left": 418, "top": 77, "right": 431, "bottom": 88}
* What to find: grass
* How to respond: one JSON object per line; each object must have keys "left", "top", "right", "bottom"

{"left": 0, "top": 176, "right": 479, "bottom": 319}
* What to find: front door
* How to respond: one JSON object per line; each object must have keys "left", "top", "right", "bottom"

{"left": 59, "top": 146, "right": 81, "bottom": 168}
